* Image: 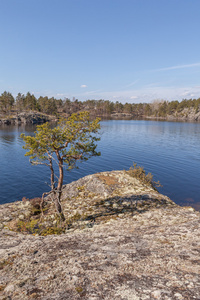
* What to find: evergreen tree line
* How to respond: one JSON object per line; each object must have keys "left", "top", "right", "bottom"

{"left": 1, "top": 90, "right": 200, "bottom": 117}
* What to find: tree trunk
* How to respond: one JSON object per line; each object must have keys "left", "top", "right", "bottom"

{"left": 55, "top": 152, "right": 65, "bottom": 221}
{"left": 49, "top": 159, "right": 55, "bottom": 190}
{"left": 54, "top": 195, "right": 65, "bottom": 221}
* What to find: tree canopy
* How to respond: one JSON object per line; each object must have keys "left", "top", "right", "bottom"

{"left": 21, "top": 111, "right": 101, "bottom": 220}
{"left": 0, "top": 91, "right": 14, "bottom": 113}
{"left": 1, "top": 90, "right": 200, "bottom": 119}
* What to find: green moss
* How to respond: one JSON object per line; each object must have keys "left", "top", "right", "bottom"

{"left": 16, "top": 218, "right": 65, "bottom": 235}
{"left": 16, "top": 219, "right": 39, "bottom": 234}
{"left": 30, "top": 207, "right": 41, "bottom": 216}
{"left": 29, "top": 202, "right": 49, "bottom": 217}
{"left": 0, "top": 255, "right": 16, "bottom": 270}
{"left": 75, "top": 286, "right": 83, "bottom": 293}
{"left": 40, "top": 226, "right": 64, "bottom": 236}
{"left": 75, "top": 285, "right": 86, "bottom": 296}
{"left": 77, "top": 185, "right": 85, "bottom": 192}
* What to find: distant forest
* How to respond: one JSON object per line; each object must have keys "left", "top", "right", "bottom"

{"left": 1, "top": 91, "right": 200, "bottom": 118}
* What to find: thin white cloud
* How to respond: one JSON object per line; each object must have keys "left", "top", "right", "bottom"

{"left": 125, "top": 79, "right": 139, "bottom": 88}
{"left": 56, "top": 93, "right": 65, "bottom": 96}
{"left": 84, "top": 89, "right": 102, "bottom": 95}
{"left": 74, "top": 84, "right": 200, "bottom": 103}
{"left": 181, "top": 90, "right": 196, "bottom": 98}
{"left": 75, "top": 89, "right": 102, "bottom": 97}
{"left": 81, "top": 84, "right": 87, "bottom": 88}
{"left": 155, "top": 62, "right": 200, "bottom": 72}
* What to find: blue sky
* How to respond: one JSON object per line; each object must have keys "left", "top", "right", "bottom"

{"left": 1, "top": 0, "right": 200, "bottom": 103}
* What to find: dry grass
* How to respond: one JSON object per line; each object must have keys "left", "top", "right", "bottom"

{"left": 97, "top": 174, "right": 119, "bottom": 186}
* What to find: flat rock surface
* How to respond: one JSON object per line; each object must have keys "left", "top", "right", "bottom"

{"left": 0, "top": 171, "right": 200, "bottom": 299}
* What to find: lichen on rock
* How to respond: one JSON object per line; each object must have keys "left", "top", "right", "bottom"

{"left": 0, "top": 170, "right": 200, "bottom": 299}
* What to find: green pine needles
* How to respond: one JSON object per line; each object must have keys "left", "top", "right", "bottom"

{"left": 21, "top": 111, "right": 101, "bottom": 220}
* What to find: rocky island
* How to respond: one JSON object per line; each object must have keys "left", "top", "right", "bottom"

{"left": 0, "top": 112, "right": 57, "bottom": 125}
{"left": 0, "top": 171, "right": 200, "bottom": 299}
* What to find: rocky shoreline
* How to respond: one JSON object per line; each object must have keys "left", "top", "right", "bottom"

{"left": 110, "top": 107, "right": 200, "bottom": 122}
{"left": 0, "top": 171, "right": 200, "bottom": 299}
{"left": 0, "top": 112, "right": 57, "bottom": 125}
{"left": 1, "top": 107, "right": 200, "bottom": 125}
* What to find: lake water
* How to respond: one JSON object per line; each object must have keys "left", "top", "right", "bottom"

{"left": 0, "top": 120, "right": 200, "bottom": 210}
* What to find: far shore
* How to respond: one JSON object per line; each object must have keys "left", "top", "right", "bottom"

{"left": 1, "top": 110, "right": 200, "bottom": 126}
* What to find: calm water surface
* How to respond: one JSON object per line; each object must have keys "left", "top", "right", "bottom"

{"left": 0, "top": 120, "right": 200, "bottom": 210}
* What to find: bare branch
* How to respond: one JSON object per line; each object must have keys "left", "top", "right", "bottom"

{"left": 61, "top": 153, "right": 83, "bottom": 160}
{"left": 46, "top": 150, "right": 59, "bottom": 166}
{"left": 39, "top": 188, "right": 58, "bottom": 221}
{"left": 30, "top": 160, "right": 49, "bottom": 167}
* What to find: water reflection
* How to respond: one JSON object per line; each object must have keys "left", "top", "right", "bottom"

{"left": 0, "top": 120, "right": 200, "bottom": 211}
{"left": 0, "top": 135, "right": 16, "bottom": 145}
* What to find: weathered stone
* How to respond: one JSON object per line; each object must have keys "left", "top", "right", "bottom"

{"left": 0, "top": 171, "right": 199, "bottom": 299}
{"left": 0, "top": 112, "right": 57, "bottom": 126}
{"left": 151, "top": 290, "right": 162, "bottom": 299}
{"left": 4, "top": 284, "right": 15, "bottom": 293}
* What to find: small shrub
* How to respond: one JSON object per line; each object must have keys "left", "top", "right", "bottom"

{"left": 127, "top": 162, "right": 162, "bottom": 190}
{"left": 66, "top": 212, "right": 82, "bottom": 224}
{"left": 29, "top": 197, "right": 42, "bottom": 215}
{"left": 40, "top": 226, "right": 64, "bottom": 236}
{"left": 16, "top": 219, "right": 40, "bottom": 234}
{"left": 16, "top": 218, "right": 65, "bottom": 235}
